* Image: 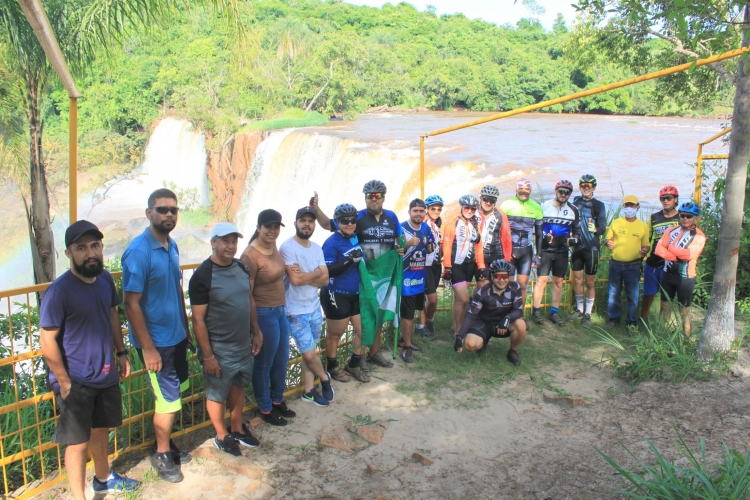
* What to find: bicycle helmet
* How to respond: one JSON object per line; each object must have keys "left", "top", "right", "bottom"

{"left": 362, "top": 179, "right": 387, "bottom": 194}
{"left": 333, "top": 203, "right": 358, "bottom": 220}
{"left": 480, "top": 185, "right": 500, "bottom": 198}
{"left": 459, "top": 194, "right": 480, "bottom": 208}
{"left": 678, "top": 202, "right": 701, "bottom": 217}
{"left": 579, "top": 174, "right": 597, "bottom": 187}
{"left": 516, "top": 178, "right": 531, "bottom": 190}
{"left": 489, "top": 259, "right": 515, "bottom": 275}
{"left": 424, "top": 194, "right": 444, "bottom": 206}
{"left": 555, "top": 179, "right": 574, "bottom": 191}
{"left": 659, "top": 185, "right": 679, "bottom": 197}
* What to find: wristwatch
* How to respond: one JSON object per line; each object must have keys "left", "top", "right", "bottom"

{"left": 116, "top": 350, "right": 128, "bottom": 357}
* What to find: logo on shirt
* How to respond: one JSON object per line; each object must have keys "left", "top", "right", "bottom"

{"left": 362, "top": 226, "right": 395, "bottom": 238}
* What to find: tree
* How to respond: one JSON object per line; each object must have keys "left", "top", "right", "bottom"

{"left": 574, "top": 0, "right": 748, "bottom": 357}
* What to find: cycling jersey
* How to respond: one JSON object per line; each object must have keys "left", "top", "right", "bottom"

{"left": 540, "top": 199, "right": 580, "bottom": 253}
{"left": 330, "top": 209, "right": 402, "bottom": 261}
{"left": 456, "top": 281, "right": 523, "bottom": 339}
{"left": 655, "top": 226, "right": 706, "bottom": 279}
{"left": 571, "top": 196, "right": 606, "bottom": 250}
{"left": 425, "top": 217, "right": 442, "bottom": 266}
{"left": 322, "top": 231, "right": 362, "bottom": 295}
{"left": 477, "top": 208, "right": 512, "bottom": 261}
{"left": 645, "top": 210, "right": 680, "bottom": 268}
{"left": 401, "top": 221, "right": 435, "bottom": 296}
{"left": 498, "top": 197, "right": 543, "bottom": 249}
{"left": 442, "top": 216, "right": 485, "bottom": 268}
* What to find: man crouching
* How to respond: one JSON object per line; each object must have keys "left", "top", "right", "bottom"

{"left": 454, "top": 259, "right": 527, "bottom": 366}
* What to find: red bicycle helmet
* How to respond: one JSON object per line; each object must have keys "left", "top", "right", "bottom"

{"left": 659, "top": 185, "right": 679, "bottom": 197}
{"left": 555, "top": 179, "right": 574, "bottom": 191}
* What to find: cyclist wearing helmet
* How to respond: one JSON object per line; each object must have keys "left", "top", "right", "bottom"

{"left": 321, "top": 204, "right": 368, "bottom": 383}
{"left": 641, "top": 186, "right": 680, "bottom": 324}
{"left": 499, "top": 178, "right": 543, "bottom": 309}
{"left": 417, "top": 195, "right": 444, "bottom": 339}
{"left": 476, "top": 185, "right": 512, "bottom": 285}
{"left": 442, "top": 194, "right": 486, "bottom": 336}
{"left": 568, "top": 174, "right": 607, "bottom": 327}
{"left": 654, "top": 202, "right": 706, "bottom": 336}
{"left": 454, "top": 260, "right": 526, "bottom": 366}
{"left": 532, "top": 180, "right": 580, "bottom": 326}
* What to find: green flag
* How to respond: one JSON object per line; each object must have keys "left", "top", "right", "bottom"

{"left": 358, "top": 249, "right": 402, "bottom": 347}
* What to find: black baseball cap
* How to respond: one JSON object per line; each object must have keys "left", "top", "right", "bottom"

{"left": 257, "top": 209, "right": 285, "bottom": 227}
{"left": 295, "top": 207, "right": 316, "bottom": 220}
{"left": 65, "top": 220, "right": 104, "bottom": 247}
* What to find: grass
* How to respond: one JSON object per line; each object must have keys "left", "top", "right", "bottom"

{"left": 239, "top": 109, "right": 328, "bottom": 132}
{"left": 179, "top": 207, "right": 214, "bottom": 227}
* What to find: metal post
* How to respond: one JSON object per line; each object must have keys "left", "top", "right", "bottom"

{"left": 69, "top": 97, "right": 78, "bottom": 223}
{"left": 696, "top": 144, "right": 703, "bottom": 206}
{"left": 420, "top": 136, "right": 425, "bottom": 200}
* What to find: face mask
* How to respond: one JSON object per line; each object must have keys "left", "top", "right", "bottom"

{"left": 622, "top": 207, "right": 638, "bottom": 218}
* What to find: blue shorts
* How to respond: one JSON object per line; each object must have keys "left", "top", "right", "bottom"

{"left": 288, "top": 309, "right": 324, "bottom": 354}
{"left": 643, "top": 263, "right": 665, "bottom": 296}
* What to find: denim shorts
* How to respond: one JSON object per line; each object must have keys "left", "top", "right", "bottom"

{"left": 287, "top": 308, "right": 324, "bottom": 354}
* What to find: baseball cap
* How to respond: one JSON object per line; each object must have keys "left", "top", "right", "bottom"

{"left": 210, "top": 222, "right": 243, "bottom": 240}
{"left": 623, "top": 194, "right": 639, "bottom": 205}
{"left": 295, "top": 207, "right": 316, "bottom": 220}
{"left": 257, "top": 209, "right": 285, "bottom": 227}
{"left": 65, "top": 220, "right": 104, "bottom": 248}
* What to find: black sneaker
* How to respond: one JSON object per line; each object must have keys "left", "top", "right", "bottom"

{"left": 581, "top": 313, "right": 591, "bottom": 327}
{"left": 272, "top": 401, "right": 296, "bottom": 418}
{"left": 415, "top": 325, "right": 436, "bottom": 340}
{"left": 302, "top": 389, "right": 329, "bottom": 407}
{"left": 260, "top": 411, "right": 288, "bottom": 426}
{"left": 401, "top": 347, "right": 414, "bottom": 363}
{"left": 321, "top": 373, "right": 335, "bottom": 401}
{"left": 532, "top": 310, "right": 544, "bottom": 325}
{"left": 398, "top": 340, "right": 422, "bottom": 352}
{"left": 506, "top": 349, "right": 521, "bottom": 366}
{"left": 214, "top": 434, "right": 241, "bottom": 457}
{"left": 151, "top": 440, "right": 191, "bottom": 465}
{"left": 567, "top": 309, "right": 584, "bottom": 321}
{"left": 231, "top": 423, "right": 260, "bottom": 448}
{"left": 426, "top": 321, "right": 436, "bottom": 335}
{"left": 150, "top": 451, "right": 183, "bottom": 483}
{"left": 549, "top": 313, "right": 565, "bottom": 326}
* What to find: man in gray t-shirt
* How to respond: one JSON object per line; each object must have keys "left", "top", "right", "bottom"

{"left": 280, "top": 208, "right": 334, "bottom": 407}
{"left": 189, "top": 223, "right": 262, "bottom": 455}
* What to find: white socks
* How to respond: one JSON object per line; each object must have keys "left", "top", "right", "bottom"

{"left": 585, "top": 298, "right": 595, "bottom": 314}
{"left": 576, "top": 295, "right": 584, "bottom": 313}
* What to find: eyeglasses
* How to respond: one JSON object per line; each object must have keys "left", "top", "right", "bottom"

{"left": 365, "top": 192, "right": 384, "bottom": 200}
{"left": 579, "top": 183, "right": 593, "bottom": 189}
{"left": 557, "top": 189, "right": 571, "bottom": 196}
{"left": 462, "top": 206, "right": 477, "bottom": 212}
{"left": 481, "top": 196, "right": 497, "bottom": 204}
{"left": 660, "top": 196, "right": 676, "bottom": 202}
{"left": 153, "top": 206, "right": 180, "bottom": 215}
{"left": 494, "top": 273, "right": 509, "bottom": 280}
{"left": 679, "top": 213, "right": 695, "bottom": 219}
{"left": 338, "top": 218, "right": 357, "bottom": 225}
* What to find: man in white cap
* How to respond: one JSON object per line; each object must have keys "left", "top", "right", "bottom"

{"left": 189, "top": 223, "right": 262, "bottom": 456}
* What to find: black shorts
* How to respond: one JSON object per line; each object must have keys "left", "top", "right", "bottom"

{"left": 571, "top": 248, "right": 600, "bottom": 276}
{"left": 321, "top": 289, "right": 360, "bottom": 320}
{"left": 467, "top": 319, "right": 512, "bottom": 346}
{"left": 424, "top": 261, "right": 442, "bottom": 295}
{"left": 452, "top": 261, "right": 477, "bottom": 286}
{"left": 54, "top": 382, "right": 122, "bottom": 445}
{"left": 660, "top": 273, "right": 696, "bottom": 308}
{"left": 400, "top": 293, "right": 425, "bottom": 319}
{"left": 538, "top": 251, "right": 569, "bottom": 279}
{"left": 511, "top": 246, "right": 533, "bottom": 277}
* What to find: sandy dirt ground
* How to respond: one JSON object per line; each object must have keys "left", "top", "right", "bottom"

{"left": 32, "top": 331, "right": 750, "bottom": 500}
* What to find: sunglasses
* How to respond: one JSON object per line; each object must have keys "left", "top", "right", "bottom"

{"left": 679, "top": 213, "right": 695, "bottom": 219}
{"left": 494, "top": 273, "right": 510, "bottom": 280}
{"left": 428, "top": 206, "right": 443, "bottom": 211}
{"left": 579, "top": 183, "right": 593, "bottom": 189}
{"left": 153, "top": 206, "right": 180, "bottom": 215}
{"left": 557, "top": 189, "right": 571, "bottom": 196}
{"left": 481, "top": 196, "right": 497, "bottom": 204}
{"left": 462, "top": 206, "right": 477, "bottom": 212}
{"left": 365, "top": 192, "right": 384, "bottom": 200}
{"left": 660, "top": 196, "right": 676, "bottom": 202}
{"left": 338, "top": 218, "right": 357, "bottom": 225}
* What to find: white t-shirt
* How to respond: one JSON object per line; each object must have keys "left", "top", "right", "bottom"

{"left": 279, "top": 237, "right": 326, "bottom": 316}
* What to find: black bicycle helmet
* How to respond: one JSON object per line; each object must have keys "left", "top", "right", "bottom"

{"left": 459, "top": 194, "right": 480, "bottom": 208}
{"left": 480, "top": 185, "right": 500, "bottom": 198}
{"left": 489, "top": 259, "right": 515, "bottom": 275}
{"left": 579, "top": 174, "right": 597, "bottom": 187}
{"left": 333, "top": 203, "right": 358, "bottom": 220}
{"left": 362, "top": 180, "right": 387, "bottom": 194}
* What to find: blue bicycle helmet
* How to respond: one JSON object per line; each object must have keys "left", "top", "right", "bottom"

{"left": 424, "top": 194, "right": 444, "bottom": 206}
{"left": 679, "top": 202, "right": 701, "bottom": 217}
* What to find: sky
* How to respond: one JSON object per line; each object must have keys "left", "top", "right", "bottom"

{"left": 342, "top": 0, "right": 580, "bottom": 30}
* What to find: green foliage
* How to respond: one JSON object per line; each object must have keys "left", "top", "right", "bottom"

{"left": 239, "top": 110, "right": 328, "bottom": 131}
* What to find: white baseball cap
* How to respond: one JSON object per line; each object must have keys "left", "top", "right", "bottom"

{"left": 210, "top": 222, "right": 243, "bottom": 240}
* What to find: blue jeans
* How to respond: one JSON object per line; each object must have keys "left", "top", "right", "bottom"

{"left": 607, "top": 261, "right": 641, "bottom": 326}
{"left": 252, "top": 306, "right": 290, "bottom": 413}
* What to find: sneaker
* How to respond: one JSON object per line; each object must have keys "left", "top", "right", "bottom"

{"left": 398, "top": 340, "right": 422, "bottom": 352}
{"left": 506, "top": 349, "right": 521, "bottom": 366}
{"left": 415, "top": 325, "right": 436, "bottom": 340}
{"left": 607, "top": 319, "right": 618, "bottom": 328}
{"left": 532, "top": 310, "right": 545, "bottom": 325}
{"left": 213, "top": 434, "right": 241, "bottom": 457}
{"left": 345, "top": 361, "right": 370, "bottom": 383}
{"left": 426, "top": 321, "right": 436, "bottom": 335}
{"left": 260, "top": 411, "right": 288, "bottom": 426}
{"left": 151, "top": 440, "right": 191, "bottom": 465}
{"left": 302, "top": 389, "right": 329, "bottom": 407}
{"left": 567, "top": 309, "right": 584, "bottom": 321}
{"left": 91, "top": 472, "right": 140, "bottom": 494}
{"left": 549, "top": 313, "right": 565, "bottom": 326}
{"left": 272, "top": 401, "right": 296, "bottom": 418}
{"left": 328, "top": 366, "right": 350, "bottom": 383}
{"left": 150, "top": 451, "right": 183, "bottom": 483}
{"left": 231, "top": 423, "right": 260, "bottom": 448}
{"left": 401, "top": 347, "right": 414, "bottom": 363}
{"left": 581, "top": 313, "right": 591, "bottom": 328}
{"left": 321, "top": 373, "right": 335, "bottom": 401}
{"left": 367, "top": 351, "right": 393, "bottom": 368}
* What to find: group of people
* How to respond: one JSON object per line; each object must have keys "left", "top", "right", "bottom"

{"left": 38, "top": 176, "right": 706, "bottom": 497}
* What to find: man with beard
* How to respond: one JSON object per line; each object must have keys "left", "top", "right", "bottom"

{"left": 280, "top": 208, "right": 333, "bottom": 406}
{"left": 40, "top": 221, "right": 139, "bottom": 499}
{"left": 123, "top": 189, "right": 192, "bottom": 483}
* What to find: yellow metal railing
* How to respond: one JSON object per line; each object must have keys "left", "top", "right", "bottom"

{"left": 695, "top": 127, "right": 731, "bottom": 205}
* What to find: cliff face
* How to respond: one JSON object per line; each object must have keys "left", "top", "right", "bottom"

{"left": 206, "top": 131, "right": 264, "bottom": 220}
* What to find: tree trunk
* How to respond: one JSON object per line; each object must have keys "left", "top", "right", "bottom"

{"left": 697, "top": 4, "right": 750, "bottom": 360}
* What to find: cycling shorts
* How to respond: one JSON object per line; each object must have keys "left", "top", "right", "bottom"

{"left": 570, "top": 248, "right": 599, "bottom": 276}
{"left": 451, "top": 262, "right": 477, "bottom": 287}
{"left": 400, "top": 294, "right": 425, "bottom": 320}
{"left": 321, "top": 290, "right": 360, "bottom": 320}
{"left": 643, "top": 263, "right": 665, "bottom": 297}
{"left": 466, "top": 319, "right": 513, "bottom": 351}
{"left": 424, "top": 261, "right": 442, "bottom": 295}
{"left": 660, "top": 274, "right": 695, "bottom": 308}
{"left": 538, "top": 251, "right": 569, "bottom": 279}
{"left": 511, "top": 246, "right": 533, "bottom": 277}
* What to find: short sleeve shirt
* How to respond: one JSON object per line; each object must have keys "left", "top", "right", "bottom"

{"left": 331, "top": 209, "right": 402, "bottom": 261}
{"left": 322, "top": 232, "right": 361, "bottom": 295}
{"left": 606, "top": 217, "right": 650, "bottom": 262}
{"left": 122, "top": 228, "right": 186, "bottom": 348}
{"left": 280, "top": 238, "right": 326, "bottom": 316}
{"left": 241, "top": 245, "right": 286, "bottom": 308}
{"left": 499, "top": 197, "right": 543, "bottom": 249}
{"left": 39, "top": 270, "right": 120, "bottom": 391}
{"left": 401, "top": 221, "right": 435, "bottom": 296}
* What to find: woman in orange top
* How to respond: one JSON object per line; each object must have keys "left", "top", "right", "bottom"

{"left": 654, "top": 202, "right": 706, "bottom": 335}
{"left": 442, "top": 194, "right": 486, "bottom": 336}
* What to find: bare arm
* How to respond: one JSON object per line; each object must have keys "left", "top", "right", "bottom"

{"left": 40, "top": 327, "right": 71, "bottom": 398}
{"left": 110, "top": 307, "right": 130, "bottom": 379}
{"left": 310, "top": 192, "right": 332, "bottom": 231}
{"left": 286, "top": 264, "right": 327, "bottom": 286}
{"left": 311, "top": 265, "right": 329, "bottom": 287}
{"left": 124, "top": 291, "right": 162, "bottom": 372}
{"left": 250, "top": 292, "right": 262, "bottom": 356}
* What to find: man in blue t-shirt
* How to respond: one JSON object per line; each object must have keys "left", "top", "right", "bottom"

{"left": 399, "top": 199, "right": 435, "bottom": 363}
{"left": 122, "top": 188, "right": 192, "bottom": 483}
{"left": 40, "top": 220, "right": 139, "bottom": 499}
